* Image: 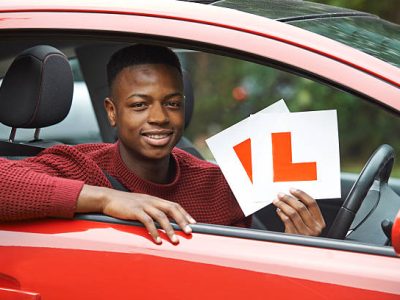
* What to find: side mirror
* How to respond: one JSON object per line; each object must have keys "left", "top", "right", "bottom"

{"left": 393, "top": 210, "right": 400, "bottom": 256}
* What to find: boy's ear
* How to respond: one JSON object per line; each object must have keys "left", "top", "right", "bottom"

{"left": 104, "top": 98, "right": 117, "bottom": 127}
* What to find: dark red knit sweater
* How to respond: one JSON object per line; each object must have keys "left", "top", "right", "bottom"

{"left": 0, "top": 143, "right": 250, "bottom": 227}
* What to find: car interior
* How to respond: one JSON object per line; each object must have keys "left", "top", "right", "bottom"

{"left": 1, "top": 32, "right": 400, "bottom": 256}
{"left": 0, "top": 45, "right": 74, "bottom": 157}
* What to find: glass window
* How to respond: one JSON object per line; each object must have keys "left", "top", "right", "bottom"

{"left": 215, "top": 0, "right": 400, "bottom": 68}
{"left": 292, "top": 17, "right": 400, "bottom": 68}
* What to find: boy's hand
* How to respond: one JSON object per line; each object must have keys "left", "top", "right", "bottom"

{"left": 272, "top": 188, "right": 325, "bottom": 236}
{"left": 77, "top": 185, "right": 196, "bottom": 244}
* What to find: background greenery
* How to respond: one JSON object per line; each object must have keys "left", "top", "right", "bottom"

{"left": 308, "top": 0, "right": 400, "bottom": 24}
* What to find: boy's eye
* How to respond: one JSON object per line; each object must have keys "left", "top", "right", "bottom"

{"left": 165, "top": 100, "right": 182, "bottom": 108}
{"left": 130, "top": 102, "right": 147, "bottom": 110}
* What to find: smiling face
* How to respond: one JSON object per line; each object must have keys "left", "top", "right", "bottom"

{"left": 105, "top": 63, "right": 184, "bottom": 162}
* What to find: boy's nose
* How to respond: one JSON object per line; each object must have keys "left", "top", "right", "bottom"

{"left": 148, "top": 102, "right": 169, "bottom": 125}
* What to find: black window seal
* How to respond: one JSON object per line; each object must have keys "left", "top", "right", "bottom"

{"left": 277, "top": 12, "right": 376, "bottom": 23}
{"left": 75, "top": 213, "right": 397, "bottom": 258}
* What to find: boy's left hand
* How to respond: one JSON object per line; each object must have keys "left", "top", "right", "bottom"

{"left": 272, "top": 188, "right": 325, "bottom": 236}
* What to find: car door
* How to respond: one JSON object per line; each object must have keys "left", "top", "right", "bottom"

{"left": 1, "top": 217, "right": 399, "bottom": 299}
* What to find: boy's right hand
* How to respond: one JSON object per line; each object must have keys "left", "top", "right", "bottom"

{"left": 77, "top": 184, "right": 196, "bottom": 244}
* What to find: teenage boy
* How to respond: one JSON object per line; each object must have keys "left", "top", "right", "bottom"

{"left": 0, "top": 44, "right": 325, "bottom": 243}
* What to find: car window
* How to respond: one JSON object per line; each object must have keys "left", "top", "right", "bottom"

{"left": 0, "top": 58, "right": 102, "bottom": 144}
{"left": 291, "top": 17, "right": 400, "bottom": 68}
{"left": 179, "top": 51, "right": 400, "bottom": 178}
{"left": 214, "top": 0, "right": 356, "bottom": 20}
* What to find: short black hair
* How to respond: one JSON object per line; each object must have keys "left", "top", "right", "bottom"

{"left": 107, "top": 44, "right": 182, "bottom": 89}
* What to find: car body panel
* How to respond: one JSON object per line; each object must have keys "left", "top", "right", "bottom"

{"left": 0, "top": 288, "right": 40, "bottom": 300}
{"left": 0, "top": 1, "right": 400, "bottom": 299}
{"left": 1, "top": 219, "right": 400, "bottom": 299}
{"left": 393, "top": 211, "right": 400, "bottom": 255}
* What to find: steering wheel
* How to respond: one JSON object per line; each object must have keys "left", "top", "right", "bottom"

{"left": 327, "top": 144, "right": 395, "bottom": 239}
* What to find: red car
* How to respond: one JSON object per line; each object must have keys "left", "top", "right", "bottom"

{"left": 1, "top": 0, "right": 400, "bottom": 299}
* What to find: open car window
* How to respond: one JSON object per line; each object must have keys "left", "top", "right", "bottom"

{"left": 177, "top": 50, "right": 400, "bottom": 244}
{"left": 179, "top": 50, "right": 400, "bottom": 177}
{"left": 64, "top": 44, "right": 399, "bottom": 255}
{"left": 0, "top": 33, "right": 398, "bottom": 256}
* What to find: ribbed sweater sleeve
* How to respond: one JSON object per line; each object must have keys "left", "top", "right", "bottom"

{"left": 0, "top": 143, "right": 113, "bottom": 221}
{"left": 0, "top": 143, "right": 250, "bottom": 227}
{"left": 0, "top": 157, "right": 84, "bottom": 221}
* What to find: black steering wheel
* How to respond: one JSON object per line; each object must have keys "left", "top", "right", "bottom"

{"left": 327, "top": 144, "right": 395, "bottom": 239}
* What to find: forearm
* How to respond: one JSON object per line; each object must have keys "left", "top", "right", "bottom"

{"left": 76, "top": 184, "right": 109, "bottom": 214}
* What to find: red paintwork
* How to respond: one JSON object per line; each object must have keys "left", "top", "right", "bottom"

{"left": 1, "top": 219, "right": 400, "bottom": 299}
{"left": 0, "top": 288, "right": 40, "bottom": 300}
{"left": 0, "top": 1, "right": 399, "bottom": 299}
{"left": 393, "top": 211, "right": 400, "bottom": 256}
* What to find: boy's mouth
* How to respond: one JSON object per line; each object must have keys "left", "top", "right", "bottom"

{"left": 141, "top": 130, "right": 173, "bottom": 147}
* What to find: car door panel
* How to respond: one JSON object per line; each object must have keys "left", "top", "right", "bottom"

{"left": 1, "top": 219, "right": 399, "bottom": 299}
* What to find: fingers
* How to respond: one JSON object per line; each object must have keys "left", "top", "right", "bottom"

{"left": 136, "top": 211, "right": 162, "bottom": 244}
{"left": 145, "top": 206, "right": 179, "bottom": 244}
{"left": 143, "top": 199, "right": 195, "bottom": 244}
{"left": 290, "top": 188, "right": 325, "bottom": 227}
{"left": 101, "top": 189, "right": 195, "bottom": 245}
{"left": 281, "top": 192, "right": 315, "bottom": 230}
{"left": 273, "top": 189, "right": 325, "bottom": 236}
{"left": 138, "top": 196, "right": 198, "bottom": 244}
{"left": 273, "top": 193, "right": 312, "bottom": 235}
{"left": 156, "top": 201, "right": 196, "bottom": 236}
{"left": 276, "top": 208, "right": 297, "bottom": 234}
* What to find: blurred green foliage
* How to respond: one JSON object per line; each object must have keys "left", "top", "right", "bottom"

{"left": 180, "top": 52, "right": 400, "bottom": 176}
{"left": 308, "top": 0, "right": 400, "bottom": 24}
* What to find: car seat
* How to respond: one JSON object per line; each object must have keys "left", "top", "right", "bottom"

{"left": 0, "top": 45, "right": 73, "bottom": 156}
{"left": 175, "top": 70, "right": 204, "bottom": 159}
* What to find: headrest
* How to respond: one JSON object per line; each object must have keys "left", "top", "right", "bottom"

{"left": 0, "top": 45, "right": 73, "bottom": 128}
{"left": 182, "top": 70, "right": 194, "bottom": 129}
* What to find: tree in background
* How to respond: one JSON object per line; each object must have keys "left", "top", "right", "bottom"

{"left": 309, "top": 0, "right": 400, "bottom": 24}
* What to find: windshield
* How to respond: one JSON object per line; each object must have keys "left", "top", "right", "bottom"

{"left": 215, "top": 0, "right": 400, "bottom": 68}
{"left": 291, "top": 16, "right": 400, "bottom": 68}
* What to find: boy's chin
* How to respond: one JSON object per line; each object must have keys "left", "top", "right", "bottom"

{"left": 141, "top": 148, "right": 174, "bottom": 161}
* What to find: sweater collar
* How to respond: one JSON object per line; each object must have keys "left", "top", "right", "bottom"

{"left": 112, "top": 142, "right": 181, "bottom": 190}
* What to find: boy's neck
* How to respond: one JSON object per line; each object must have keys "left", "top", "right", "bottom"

{"left": 118, "top": 144, "right": 174, "bottom": 184}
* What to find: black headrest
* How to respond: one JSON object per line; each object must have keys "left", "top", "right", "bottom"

{"left": 0, "top": 45, "right": 73, "bottom": 128}
{"left": 182, "top": 70, "right": 194, "bottom": 129}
